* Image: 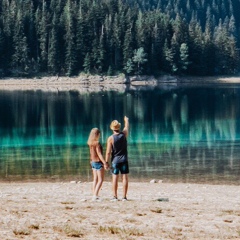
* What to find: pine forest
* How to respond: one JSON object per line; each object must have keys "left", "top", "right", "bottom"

{"left": 0, "top": 0, "right": 240, "bottom": 78}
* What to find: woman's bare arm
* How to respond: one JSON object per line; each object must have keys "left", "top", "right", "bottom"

{"left": 96, "top": 144, "right": 108, "bottom": 166}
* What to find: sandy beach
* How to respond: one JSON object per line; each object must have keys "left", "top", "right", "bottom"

{"left": 0, "top": 180, "right": 239, "bottom": 239}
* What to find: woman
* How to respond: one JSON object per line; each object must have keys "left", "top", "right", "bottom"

{"left": 87, "top": 128, "right": 108, "bottom": 201}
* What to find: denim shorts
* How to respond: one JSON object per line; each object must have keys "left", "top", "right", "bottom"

{"left": 91, "top": 161, "right": 103, "bottom": 170}
{"left": 112, "top": 161, "right": 129, "bottom": 175}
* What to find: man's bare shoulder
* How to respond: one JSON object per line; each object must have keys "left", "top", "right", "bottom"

{"left": 107, "top": 135, "right": 113, "bottom": 142}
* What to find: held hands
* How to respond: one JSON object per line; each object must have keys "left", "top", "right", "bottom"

{"left": 104, "top": 162, "right": 109, "bottom": 170}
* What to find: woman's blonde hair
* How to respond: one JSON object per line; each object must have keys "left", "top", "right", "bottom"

{"left": 87, "top": 128, "right": 100, "bottom": 146}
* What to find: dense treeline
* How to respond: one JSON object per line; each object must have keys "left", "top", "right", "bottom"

{"left": 0, "top": 0, "right": 239, "bottom": 78}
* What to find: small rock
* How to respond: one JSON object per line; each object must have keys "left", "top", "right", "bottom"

{"left": 157, "top": 198, "right": 169, "bottom": 202}
{"left": 150, "top": 179, "right": 157, "bottom": 183}
{"left": 224, "top": 219, "right": 233, "bottom": 223}
{"left": 158, "top": 180, "right": 163, "bottom": 183}
{"left": 70, "top": 181, "right": 77, "bottom": 184}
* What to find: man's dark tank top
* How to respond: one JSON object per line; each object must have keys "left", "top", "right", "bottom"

{"left": 111, "top": 132, "right": 128, "bottom": 164}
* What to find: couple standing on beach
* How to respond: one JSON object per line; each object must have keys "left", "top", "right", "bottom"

{"left": 87, "top": 116, "right": 129, "bottom": 201}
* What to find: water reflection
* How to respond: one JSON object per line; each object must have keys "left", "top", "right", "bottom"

{"left": 0, "top": 86, "right": 240, "bottom": 183}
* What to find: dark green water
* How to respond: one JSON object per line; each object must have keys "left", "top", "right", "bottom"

{"left": 0, "top": 85, "right": 240, "bottom": 184}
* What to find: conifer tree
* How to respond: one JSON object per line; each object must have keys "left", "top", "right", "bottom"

{"left": 37, "top": 1, "right": 49, "bottom": 72}
{"left": 132, "top": 47, "right": 148, "bottom": 74}
{"left": 163, "top": 40, "right": 173, "bottom": 72}
{"left": 169, "top": 34, "right": 179, "bottom": 73}
{"left": 107, "top": 65, "right": 114, "bottom": 76}
{"left": 97, "top": 27, "right": 106, "bottom": 73}
{"left": 203, "top": 23, "right": 216, "bottom": 75}
{"left": 228, "top": 15, "right": 237, "bottom": 38}
{"left": 188, "top": 20, "right": 204, "bottom": 75}
{"left": 12, "top": 9, "right": 29, "bottom": 75}
{"left": 173, "top": 14, "right": 189, "bottom": 44}
{"left": 214, "top": 19, "right": 230, "bottom": 74}
{"left": 0, "top": 28, "right": 5, "bottom": 74}
{"left": 63, "top": 0, "right": 77, "bottom": 76}
{"left": 135, "top": 11, "right": 145, "bottom": 47}
{"left": 83, "top": 53, "right": 91, "bottom": 74}
{"left": 112, "top": 13, "right": 123, "bottom": 70}
{"left": 123, "top": 58, "right": 134, "bottom": 74}
{"left": 76, "top": 7, "right": 85, "bottom": 70}
{"left": 151, "top": 12, "right": 166, "bottom": 74}
{"left": 103, "top": 14, "right": 114, "bottom": 71}
{"left": 1, "top": 0, "right": 15, "bottom": 73}
{"left": 48, "top": 12, "right": 60, "bottom": 75}
{"left": 179, "top": 43, "right": 190, "bottom": 73}
{"left": 25, "top": 1, "right": 38, "bottom": 64}
{"left": 123, "top": 26, "right": 134, "bottom": 70}
{"left": 123, "top": 8, "right": 137, "bottom": 67}
{"left": 76, "top": 0, "right": 95, "bottom": 72}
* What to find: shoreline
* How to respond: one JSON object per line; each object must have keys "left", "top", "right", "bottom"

{"left": 0, "top": 181, "right": 239, "bottom": 239}
{"left": 0, "top": 176, "right": 240, "bottom": 186}
{"left": 0, "top": 75, "right": 240, "bottom": 92}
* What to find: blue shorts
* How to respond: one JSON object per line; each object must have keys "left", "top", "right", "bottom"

{"left": 112, "top": 162, "right": 129, "bottom": 175}
{"left": 91, "top": 161, "right": 103, "bottom": 170}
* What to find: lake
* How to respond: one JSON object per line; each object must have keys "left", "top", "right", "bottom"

{"left": 0, "top": 84, "right": 240, "bottom": 184}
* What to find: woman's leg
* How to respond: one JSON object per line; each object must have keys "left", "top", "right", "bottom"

{"left": 94, "top": 168, "right": 104, "bottom": 197}
{"left": 92, "top": 169, "right": 98, "bottom": 195}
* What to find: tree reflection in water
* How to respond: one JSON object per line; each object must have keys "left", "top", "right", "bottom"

{"left": 0, "top": 86, "right": 240, "bottom": 183}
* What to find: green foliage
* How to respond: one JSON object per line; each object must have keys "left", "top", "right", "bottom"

{"left": 132, "top": 47, "right": 148, "bottom": 74}
{"left": 0, "top": 0, "right": 239, "bottom": 77}
{"left": 124, "top": 58, "right": 134, "bottom": 74}
{"left": 38, "top": 1, "right": 49, "bottom": 72}
{"left": 83, "top": 53, "right": 91, "bottom": 74}
{"left": 48, "top": 12, "right": 60, "bottom": 74}
{"left": 107, "top": 65, "right": 113, "bottom": 76}
{"left": 12, "top": 9, "right": 30, "bottom": 76}
{"left": 179, "top": 43, "right": 190, "bottom": 72}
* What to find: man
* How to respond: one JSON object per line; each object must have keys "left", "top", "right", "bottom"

{"left": 105, "top": 116, "right": 129, "bottom": 201}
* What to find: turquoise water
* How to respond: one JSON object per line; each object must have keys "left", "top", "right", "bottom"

{"left": 0, "top": 86, "right": 240, "bottom": 183}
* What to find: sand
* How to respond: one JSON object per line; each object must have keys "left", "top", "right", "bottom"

{"left": 0, "top": 180, "right": 239, "bottom": 239}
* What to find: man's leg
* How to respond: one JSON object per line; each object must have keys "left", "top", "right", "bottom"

{"left": 122, "top": 174, "right": 128, "bottom": 199}
{"left": 112, "top": 174, "right": 119, "bottom": 198}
